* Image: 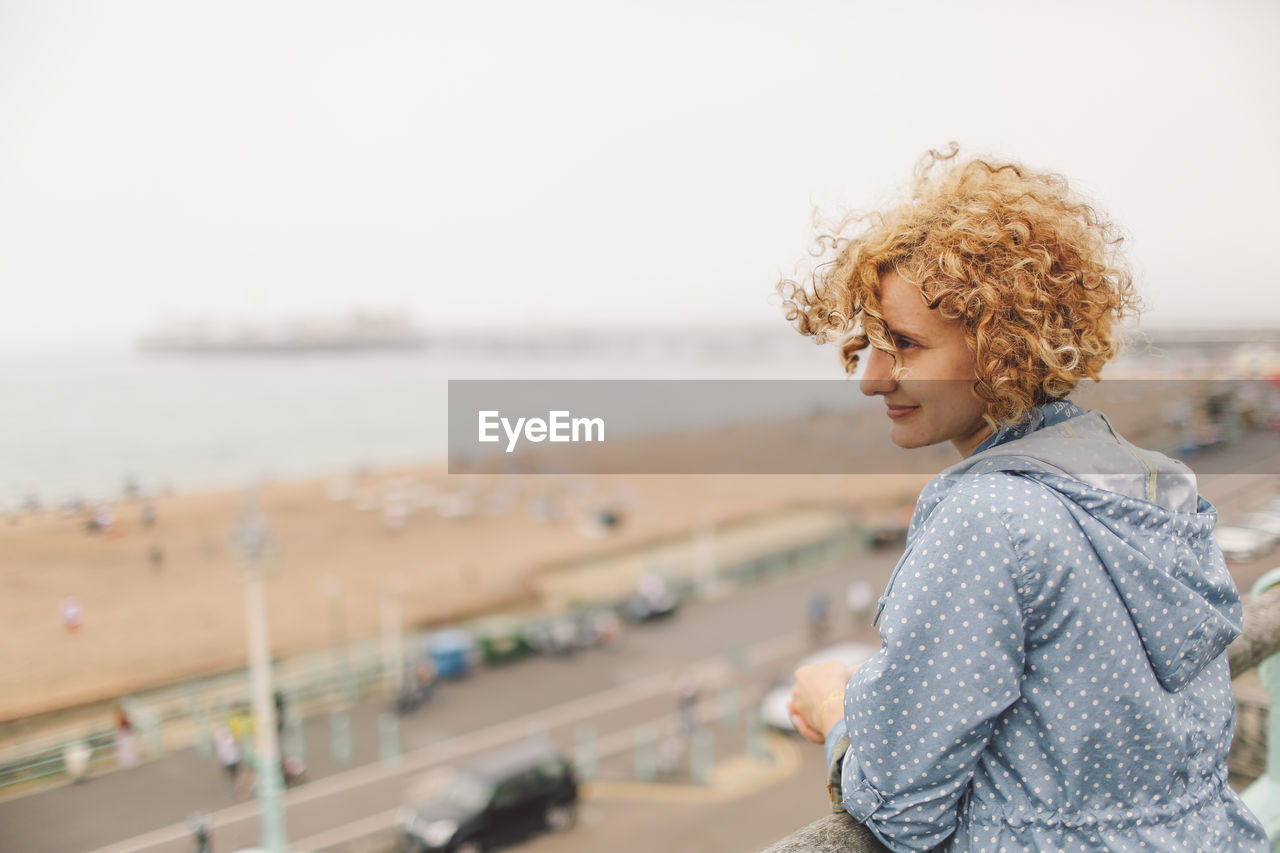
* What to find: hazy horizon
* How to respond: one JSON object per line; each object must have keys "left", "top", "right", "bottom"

{"left": 9, "top": 317, "right": 1280, "bottom": 358}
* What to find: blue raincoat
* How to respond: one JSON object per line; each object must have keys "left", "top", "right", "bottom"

{"left": 824, "top": 401, "right": 1268, "bottom": 851}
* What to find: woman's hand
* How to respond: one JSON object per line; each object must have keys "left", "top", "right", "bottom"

{"left": 789, "top": 660, "right": 854, "bottom": 745}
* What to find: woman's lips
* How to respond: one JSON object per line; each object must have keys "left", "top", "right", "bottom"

{"left": 885, "top": 404, "right": 919, "bottom": 420}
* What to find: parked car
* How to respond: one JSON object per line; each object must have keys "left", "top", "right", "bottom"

{"left": 472, "top": 617, "right": 535, "bottom": 666}
{"left": 400, "top": 742, "right": 578, "bottom": 853}
{"left": 574, "top": 607, "right": 621, "bottom": 647}
{"left": 619, "top": 574, "right": 679, "bottom": 623}
{"left": 525, "top": 608, "right": 622, "bottom": 653}
{"left": 1214, "top": 525, "right": 1277, "bottom": 563}
{"left": 522, "top": 616, "right": 585, "bottom": 656}
{"left": 759, "top": 642, "right": 877, "bottom": 731}
{"left": 620, "top": 590, "right": 678, "bottom": 623}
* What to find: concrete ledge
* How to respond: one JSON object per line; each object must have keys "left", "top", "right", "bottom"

{"left": 759, "top": 813, "right": 889, "bottom": 853}
{"left": 1230, "top": 585, "right": 1280, "bottom": 677}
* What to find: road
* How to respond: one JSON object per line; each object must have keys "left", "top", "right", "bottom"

{"left": 2, "top": 551, "right": 895, "bottom": 853}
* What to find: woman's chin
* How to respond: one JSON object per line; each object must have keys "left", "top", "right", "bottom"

{"left": 888, "top": 425, "right": 931, "bottom": 450}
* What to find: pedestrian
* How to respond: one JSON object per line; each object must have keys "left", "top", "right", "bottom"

{"left": 214, "top": 726, "right": 240, "bottom": 791}
{"left": 228, "top": 703, "right": 253, "bottom": 750}
{"left": 273, "top": 689, "right": 287, "bottom": 739}
{"left": 674, "top": 672, "right": 699, "bottom": 736}
{"left": 186, "top": 810, "right": 212, "bottom": 853}
{"left": 63, "top": 739, "right": 91, "bottom": 782}
{"left": 413, "top": 656, "right": 437, "bottom": 696}
{"left": 60, "top": 596, "right": 83, "bottom": 633}
{"left": 783, "top": 146, "right": 1266, "bottom": 850}
{"left": 805, "top": 591, "right": 830, "bottom": 644}
{"left": 113, "top": 705, "right": 140, "bottom": 769}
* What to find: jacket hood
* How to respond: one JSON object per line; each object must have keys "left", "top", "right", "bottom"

{"left": 938, "top": 408, "right": 1242, "bottom": 693}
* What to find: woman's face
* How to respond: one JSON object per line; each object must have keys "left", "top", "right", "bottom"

{"left": 859, "top": 270, "right": 993, "bottom": 456}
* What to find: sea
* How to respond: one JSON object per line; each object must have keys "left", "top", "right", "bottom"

{"left": 0, "top": 331, "right": 842, "bottom": 506}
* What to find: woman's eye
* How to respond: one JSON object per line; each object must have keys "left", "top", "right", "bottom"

{"left": 896, "top": 337, "right": 918, "bottom": 351}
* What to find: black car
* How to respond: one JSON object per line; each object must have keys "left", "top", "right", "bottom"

{"left": 400, "top": 742, "right": 578, "bottom": 852}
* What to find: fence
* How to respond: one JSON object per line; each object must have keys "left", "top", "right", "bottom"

{"left": 0, "top": 636, "right": 404, "bottom": 794}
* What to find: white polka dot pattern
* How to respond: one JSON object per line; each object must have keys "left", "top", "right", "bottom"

{"left": 831, "top": 412, "right": 1269, "bottom": 852}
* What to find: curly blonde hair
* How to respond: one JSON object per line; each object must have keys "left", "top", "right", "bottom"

{"left": 778, "top": 144, "right": 1141, "bottom": 427}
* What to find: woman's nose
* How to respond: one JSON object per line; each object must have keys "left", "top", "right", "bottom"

{"left": 860, "top": 347, "right": 897, "bottom": 397}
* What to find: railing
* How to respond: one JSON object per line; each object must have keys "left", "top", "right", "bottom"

{"left": 758, "top": 584, "right": 1280, "bottom": 853}
{"left": 0, "top": 638, "right": 405, "bottom": 793}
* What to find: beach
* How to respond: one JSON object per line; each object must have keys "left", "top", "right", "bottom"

{"left": 1, "top": 463, "right": 928, "bottom": 722}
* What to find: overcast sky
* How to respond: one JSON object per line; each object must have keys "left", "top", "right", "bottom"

{"left": 2, "top": 0, "right": 1278, "bottom": 348}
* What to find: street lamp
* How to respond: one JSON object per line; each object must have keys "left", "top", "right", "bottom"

{"left": 232, "top": 489, "right": 289, "bottom": 853}
{"left": 321, "top": 574, "right": 352, "bottom": 705}
{"left": 381, "top": 574, "right": 406, "bottom": 695}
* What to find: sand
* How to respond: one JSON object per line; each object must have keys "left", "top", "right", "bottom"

{"left": 0, "top": 464, "right": 928, "bottom": 722}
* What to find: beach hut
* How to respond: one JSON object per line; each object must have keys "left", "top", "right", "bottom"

{"left": 425, "top": 628, "right": 475, "bottom": 679}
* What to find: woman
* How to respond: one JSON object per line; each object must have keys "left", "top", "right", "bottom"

{"left": 781, "top": 146, "right": 1267, "bottom": 851}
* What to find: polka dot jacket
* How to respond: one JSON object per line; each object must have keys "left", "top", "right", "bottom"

{"left": 823, "top": 401, "right": 1268, "bottom": 851}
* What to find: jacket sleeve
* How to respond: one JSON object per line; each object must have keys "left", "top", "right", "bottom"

{"left": 832, "top": 486, "right": 1027, "bottom": 852}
